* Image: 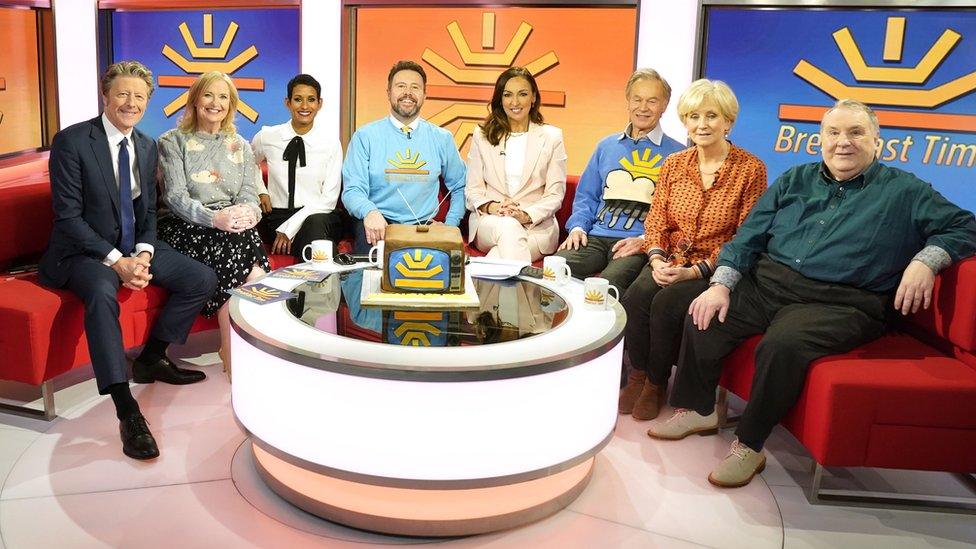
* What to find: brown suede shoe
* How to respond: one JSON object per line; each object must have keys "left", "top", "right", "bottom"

{"left": 631, "top": 380, "right": 667, "bottom": 421}
{"left": 618, "top": 369, "right": 646, "bottom": 414}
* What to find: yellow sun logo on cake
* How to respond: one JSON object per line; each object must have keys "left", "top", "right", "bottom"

{"left": 584, "top": 289, "right": 605, "bottom": 304}
{"left": 392, "top": 249, "right": 447, "bottom": 290}
{"left": 619, "top": 149, "right": 664, "bottom": 182}
{"left": 385, "top": 149, "right": 430, "bottom": 175}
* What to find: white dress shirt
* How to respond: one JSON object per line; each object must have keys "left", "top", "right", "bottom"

{"left": 100, "top": 113, "right": 154, "bottom": 265}
{"left": 389, "top": 114, "right": 420, "bottom": 134}
{"left": 251, "top": 120, "right": 343, "bottom": 239}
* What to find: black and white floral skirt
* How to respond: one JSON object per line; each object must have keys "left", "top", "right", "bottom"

{"left": 158, "top": 216, "right": 270, "bottom": 317}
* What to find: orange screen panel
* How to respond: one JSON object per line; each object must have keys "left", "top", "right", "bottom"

{"left": 354, "top": 6, "right": 638, "bottom": 175}
{"left": 0, "top": 8, "right": 42, "bottom": 155}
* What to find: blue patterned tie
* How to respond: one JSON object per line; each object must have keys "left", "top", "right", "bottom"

{"left": 118, "top": 137, "right": 135, "bottom": 254}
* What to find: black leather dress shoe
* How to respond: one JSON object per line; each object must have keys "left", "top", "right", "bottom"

{"left": 132, "top": 356, "right": 206, "bottom": 385}
{"left": 120, "top": 413, "right": 159, "bottom": 460}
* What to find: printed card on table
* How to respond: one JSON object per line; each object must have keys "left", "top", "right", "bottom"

{"left": 270, "top": 266, "right": 331, "bottom": 282}
{"left": 229, "top": 283, "right": 296, "bottom": 305}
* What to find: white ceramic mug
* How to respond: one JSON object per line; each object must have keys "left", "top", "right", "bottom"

{"left": 583, "top": 277, "right": 619, "bottom": 310}
{"left": 302, "top": 239, "right": 333, "bottom": 267}
{"left": 543, "top": 256, "right": 572, "bottom": 285}
{"left": 369, "top": 240, "right": 385, "bottom": 268}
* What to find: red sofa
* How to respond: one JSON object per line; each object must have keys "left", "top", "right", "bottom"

{"left": 0, "top": 159, "right": 299, "bottom": 419}
{"left": 719, "top": 256, "right": 976, "bottom": 510}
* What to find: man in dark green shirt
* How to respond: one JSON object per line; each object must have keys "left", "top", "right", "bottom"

{"left": 646, "top": 99, "right": 976, "bottom": 488}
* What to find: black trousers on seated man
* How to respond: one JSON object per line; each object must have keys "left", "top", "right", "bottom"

{"left": 669, "top": 255, "right": 888, "bottom": 450}
{"left": 554, "top": 235, "right": 646, "bottom": 292}
{"left": 57, "top": 242, "right": 217, "bottom": 394}
{"left": 258, "top": 209, "right": 344, "bottom": 260}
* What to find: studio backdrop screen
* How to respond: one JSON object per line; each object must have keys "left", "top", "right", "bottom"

{"left": 0, "top": 7, "right": 43, "bottom": 156}
{"left": 111, "top": 7, "right": 300, "bottom": 141}
{"left": 701, "top": 7, "right": 976, "bottom": 213}
{"left": 352, "top": 5, "right": 638, "bottom": 176}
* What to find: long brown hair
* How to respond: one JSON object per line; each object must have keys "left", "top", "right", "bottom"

{"left": 482, "top": 67, "right": 544, "bottom": 146}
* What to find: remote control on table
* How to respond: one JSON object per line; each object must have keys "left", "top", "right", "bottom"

{"left": 519, "top": 265, "right": 544, "bottom": 279}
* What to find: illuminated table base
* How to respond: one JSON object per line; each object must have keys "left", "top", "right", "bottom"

{"left": 252, "top": 442, "right": 594, "bottom": 537}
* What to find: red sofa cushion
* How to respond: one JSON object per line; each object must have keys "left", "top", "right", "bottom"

{"left": 0, "top": 181, "right": 53, "bottom": 267}
{"left": 901, "top": 257, "right": 976, "bottom": 357}
{"left": 0, "top": 272, "right": 207, "bottom": 385}
{"left": 721, "top": 333, "right": 976, "bottom": 471}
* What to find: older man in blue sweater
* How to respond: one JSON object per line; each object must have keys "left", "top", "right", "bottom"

{"left": 556, "top": 68, "right": 684, "bottom": 292}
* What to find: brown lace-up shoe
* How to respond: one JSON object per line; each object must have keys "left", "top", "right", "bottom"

{"left": 631, "top": 380, "right": 667, "bottom": 420}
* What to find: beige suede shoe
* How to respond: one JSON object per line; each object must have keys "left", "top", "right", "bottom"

{"left": 708, "top": 438, "right": 766, "bottom": 488}
{"left": 631, "top": 380, "right": 667, "bottom": 421}
{"left": 646, "top": 408, "right": 719, "bottom": 440}
{"left": 618, "top": 369, "right": 646, "bottom": 414}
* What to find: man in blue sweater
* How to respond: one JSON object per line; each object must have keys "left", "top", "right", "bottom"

{"left": 342, "top": 60, "right": 466, "bottom": 252}
{"left": 556, "top": 68, "right": 684, "bottom": 291}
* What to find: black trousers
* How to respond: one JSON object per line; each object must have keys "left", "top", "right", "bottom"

{"left": 64, "top": 242, "right": 218, "bottom": 394}
{"left": 669, "top": 256, "right": 888, "bottom": 449}
{"left": 622, "top": 265, "right": 709, "bottom": 386}
{"left": 554, "top": 235, "right": 646, "bottom": 292}
{"left": 259, "top": 209, "right": 344, "bottom": 260}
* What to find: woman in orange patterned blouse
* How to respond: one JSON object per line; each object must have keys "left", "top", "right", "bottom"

{"left": 619, "top": 79, "right": 767, "bottom": 420}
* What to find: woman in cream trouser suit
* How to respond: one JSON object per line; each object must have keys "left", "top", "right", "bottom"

{"left": 465, "top": 67, "right": 567, "bottom": 261}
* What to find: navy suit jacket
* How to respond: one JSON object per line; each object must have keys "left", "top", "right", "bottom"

{"left": 39, "top": 116, "right": 158, "bottom": 288}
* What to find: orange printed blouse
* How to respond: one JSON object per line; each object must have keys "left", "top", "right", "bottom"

{"left": 643, "top": 143, "right": 767, "bottom": 278}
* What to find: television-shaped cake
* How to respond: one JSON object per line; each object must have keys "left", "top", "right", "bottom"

{"left": 381, "top": 224, "right": 465, "bottom": 294}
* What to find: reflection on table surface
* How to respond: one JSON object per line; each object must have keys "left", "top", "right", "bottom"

{"left": 284, "top": 270, "right": 569, "bottom": 347}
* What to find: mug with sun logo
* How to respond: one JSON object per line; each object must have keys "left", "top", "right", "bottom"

{"left": 583, "top": 277, "right": 619, "bottom": 311}
{"left": 302, "top": 239, "right": 333, "bottom": 268}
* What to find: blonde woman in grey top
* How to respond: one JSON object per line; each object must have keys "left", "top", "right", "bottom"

{"left": 158, "top": 71, "right": 270, "bottom": 376}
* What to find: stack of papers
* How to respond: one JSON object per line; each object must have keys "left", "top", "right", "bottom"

{"left": 467, "top": 257, "right": 530, "bottom": 280}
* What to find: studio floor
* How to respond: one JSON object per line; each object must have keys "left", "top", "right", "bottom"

{"left": 0, "top": 331, "right": 973, "bottom": 548}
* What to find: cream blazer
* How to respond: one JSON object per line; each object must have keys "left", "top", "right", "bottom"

{"left": 464, "top": 123, "right": 568, "bottom": 255}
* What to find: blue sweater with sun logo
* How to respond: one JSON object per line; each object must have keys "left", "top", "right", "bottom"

{"left": 341, "top": 117, "right": 467, "bottom": 226}
{"left": 565, "top": 129, "right": 684, "bottom": 239}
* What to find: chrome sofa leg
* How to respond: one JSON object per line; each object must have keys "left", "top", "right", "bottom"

{"left": 716, "top": 387, "right": 738, "bottom": 428}
{"left": 40, "top": 380, "right": 56, "bottom": 420}
{"left": 0, "top": 380, "right": 58, "bottom": 421}
{"left": 806, "top": 461, "right": 976, "bottom": 513}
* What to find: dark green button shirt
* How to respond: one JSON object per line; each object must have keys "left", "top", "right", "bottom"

{"left": 717, "top": 161, "right": 976, "bottom": 292}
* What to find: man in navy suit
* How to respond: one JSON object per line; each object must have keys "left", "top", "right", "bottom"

{"left": 39, "top": 61, "right": 217, "bottom": 460}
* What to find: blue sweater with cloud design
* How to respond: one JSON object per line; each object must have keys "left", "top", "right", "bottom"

{"left": 341, "top": 117, "right": 466, "bottom": 226}
{"left": 566, "top": 129, "right": 684, "bottom": 239}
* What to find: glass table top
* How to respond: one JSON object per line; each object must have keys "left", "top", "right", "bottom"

{"left": 284, "top": 270, "right": 569, "bottom": 348}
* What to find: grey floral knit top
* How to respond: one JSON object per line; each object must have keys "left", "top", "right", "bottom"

{"left": 158, "top": 128, "right": 262, "bottom": 227}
